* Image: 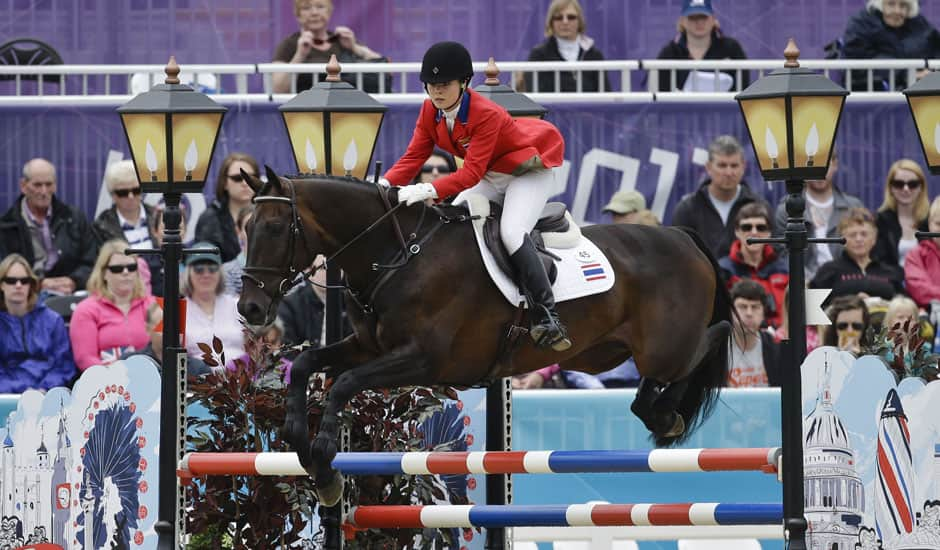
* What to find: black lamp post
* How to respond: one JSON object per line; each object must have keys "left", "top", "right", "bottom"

{"left": 904, "top": 71, "right": 940, "bottom": 244}
{"left": 279, "top": 54, "right": 386, "bottom": 550}
{"left": 117, "top": 57, "right": 226, "bottom": 550}
{"left": 735, "top": 39, "right": 848, "bottom": 550}
{"left": 474, "top": 59, "right": 548, "bottom": 550}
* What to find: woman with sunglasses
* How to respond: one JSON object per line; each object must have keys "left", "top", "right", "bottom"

{"left": 384, "top": 41, "right": 571, "bottom": 351}
{"left": 414, "top": 149, "right": 458, "bottom": 184}
{"left": 195, "top": 152, "right": 260, "bottom": 263}
{"left": 93, "top": 160, "right": 158, "bottom": 250}
{"left": 518, "top": 0, "right": 609, "bottom": 93}
{"left": 820, "top": 295, "right": 871, "bottom": 354}
{"left": 0, "top": 253, "right": 77, "bottom": 392}
{"left": 69, "top": 240, "right": 155, "bottom": 371}
{"left": 873, "top": 158, "right": 930, "bottom": 268}
{"left": 182, "top": 243, "right": 244, "bottom": 363}
{"left": 811, "top": 207, "right": 904, "bottom": 302}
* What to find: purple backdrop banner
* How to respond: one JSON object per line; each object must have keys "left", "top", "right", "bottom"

{"left": 4, "top": 1, "right": 940, "bottom": 74}
{"left": 0, "top": 100, "right": 934, "bottom": 227}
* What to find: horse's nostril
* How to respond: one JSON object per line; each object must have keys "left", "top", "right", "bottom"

{"left": 238, "top": 300, "right": 262, "bottom": 322}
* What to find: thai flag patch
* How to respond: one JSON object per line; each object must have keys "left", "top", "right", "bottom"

{"left": 580, "top": 263, "right": 606, "bottom": 282}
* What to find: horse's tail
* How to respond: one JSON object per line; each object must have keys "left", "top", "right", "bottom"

{"left": 659, "top": 227, "right": 732, "bottom": 447}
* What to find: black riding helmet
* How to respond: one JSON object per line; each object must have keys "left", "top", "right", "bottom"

{"left": 420, "top": 41, "right": 473, "bottom": 84}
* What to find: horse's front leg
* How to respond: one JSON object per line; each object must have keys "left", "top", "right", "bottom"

{"left": 283, "top": 334, "right": 374, "bottom": 471}
{"left": 310, "top": 343, "right": 431, "bottom": 506}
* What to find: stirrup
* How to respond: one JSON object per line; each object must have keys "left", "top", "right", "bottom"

{"left": 530, "top": 309, "right": 572, "bottom": 352}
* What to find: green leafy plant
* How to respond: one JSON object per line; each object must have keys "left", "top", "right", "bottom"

{"left": 185, "top": 331, "right": 466, "bottom": 549}
{"left": 862, "top": 319, "right": 939, "bottom": 382}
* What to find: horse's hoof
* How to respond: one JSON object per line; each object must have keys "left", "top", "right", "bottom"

{"left": 664, "top": 413, "right": 685, "bottom": 438}
{"left": 315, "top": 470, "right": 345, "bottom": 507}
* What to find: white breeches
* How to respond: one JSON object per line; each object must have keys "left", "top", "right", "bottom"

{"left": 453, "top": 168, "right": 555, "bottom": 254}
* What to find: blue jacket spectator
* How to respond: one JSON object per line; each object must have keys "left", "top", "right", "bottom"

{"left": 0, "top": 253, "right": 77, "bottom": 393}
{"left": 843, "top": 0, "right": 940, "bottom": 90}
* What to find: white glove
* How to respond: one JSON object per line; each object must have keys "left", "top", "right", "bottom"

{"left": 376, "top": 177, "right": 391, "bottom": 188}
{"left": 397, "top": 182, "right": 438, "bottom": 206}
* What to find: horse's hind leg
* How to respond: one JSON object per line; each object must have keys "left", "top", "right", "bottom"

{"left": 310, "top": 343, "right": 430, "bottom": 506}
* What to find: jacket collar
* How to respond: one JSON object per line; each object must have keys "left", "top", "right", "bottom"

{"left": 729, "top": 239, "right": 778, "bottom": 270}
{"left": 434, "top": 87, "right": 472, "bottom": 125}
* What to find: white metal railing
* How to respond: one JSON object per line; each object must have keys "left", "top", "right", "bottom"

{"left": 0, "top": 59, "right": 930, "bottom": 101}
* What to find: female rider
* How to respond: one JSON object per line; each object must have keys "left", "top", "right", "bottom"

{"left": 384, "top": 41, "right": 571, "bottom": 351}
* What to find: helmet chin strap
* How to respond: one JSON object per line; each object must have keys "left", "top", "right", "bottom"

{"left": 426, "top": 80, "right": 469, "bottom": 113}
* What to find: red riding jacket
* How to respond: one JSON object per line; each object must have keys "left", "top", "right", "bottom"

{"left": 384, "top": 88, "right": 565, "bottom": 198}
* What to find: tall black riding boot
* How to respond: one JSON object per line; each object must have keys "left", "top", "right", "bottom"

{"left": 509, "top": 235, "right": 572, "bottom": 351}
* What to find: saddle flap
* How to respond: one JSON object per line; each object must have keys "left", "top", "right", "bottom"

{"left": 483, "top": 202, "right": 557, "bottom": 285}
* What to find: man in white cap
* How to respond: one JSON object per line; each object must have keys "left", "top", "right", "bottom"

{"left": 602, "top": 189, "right": 647, "bottom": 224}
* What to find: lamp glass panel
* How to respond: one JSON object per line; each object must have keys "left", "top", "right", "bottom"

{"left": 791, "top": 96, "right": 843, "bottom": 169}
{"left": 739, "top": 97, "right": 789, "bottom": 172}
{"left": 908, "top": 96, "right": 940, "bottom": 169}
{"left": 170, "top": 113, "right": 223, "bottom": 184}
{"left": 283, "top": 111, "right": 326, "bottom": 173}
{"left": 121, "top": 113, "right": 168, "bottom": 183}
{"left": 330, "top": 112, "right": 383, "bottom": 179}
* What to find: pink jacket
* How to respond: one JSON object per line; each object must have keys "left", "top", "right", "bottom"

{"left": 69, "top": 294, "right": 156, "bottom": 371}
{"left": 904, "top": 239, "right": 940, "bottom": 308}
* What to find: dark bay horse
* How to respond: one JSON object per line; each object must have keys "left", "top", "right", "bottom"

{"left": 237, "top": 169, "right": 731, "bottom": 505}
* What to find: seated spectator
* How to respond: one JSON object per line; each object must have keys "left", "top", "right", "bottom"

{"left": 819, "top": 295, "right": 871, "bottom": 355}
{"left": 272, "top": 0, "right": 387, "bottom": 94}
{"left": 121, "top": 301, "right": 211, "bottom": 377}
{"left": 0, "top": 158, "right": 98, "bottom": 293}
{"left": 93, "top": 160, "right": 157, "bottom": 250}
{"left": 69, "top": 240, "right": 155, "bottom": 371}
{"left": 728, "top": 280, "right": 781, "bottom": 387}
{"left": 653, "top": 0, "right": 749, "bottom": 92}
{"left": 881, "top": 295, "right": 933, "bottom": 357}
{"left": 774, "top": 150, "right": 863, "bottom": 279}
{"left": 518, "top": 0, "right": 610, "bottom": 93}
{"left": 873, "top": 158, "right": 929, "bottom": 268}
{"left": 905, "top": 195, "right": 940, "bottom": 308}
{"left": 414, "top": 149, "right": 458, "bottom": 184}
{"left": 222, "top": 205, "right": 253, "bottom": 297}
{"left": 182, "top": 243, "right": 245, "bottom": 362}
{"left": 148, "top": 202, "right": 190, "bottom": 298}
{"left": 719, "top": 203, "right": 789, "bottom": 328}
{"left": 842, "top": 0, "right": 940, "bottom": 91}
{"left": 0, "top": 253, "right": 77, "bottom": 393}
{"left": 602, "top": 190, "right": 647, "bottom": 224}
{"left": 630, "top": 210, "right": 662, "bottom": 226}
{"left": 811, "top": 208, "right": 904, "bottom": 302}
{"left": 671, "top": 135, "right": 766, "bottom": 259}
{"left": 195, "top": 153, "right": 259, "bottom": 263}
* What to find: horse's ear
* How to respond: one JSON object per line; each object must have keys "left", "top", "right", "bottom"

{"left": 241, "top": 168, "right": 263, "bottom": 194}
{"left": 264, "top": 164, "right": 284, "bottom": 194}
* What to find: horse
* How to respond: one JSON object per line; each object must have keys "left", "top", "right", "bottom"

{"left": 237, "top": 167, "right": 732, "bottom": 506}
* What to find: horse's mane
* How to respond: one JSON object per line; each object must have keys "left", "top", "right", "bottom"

{"left": 262, "top": 172, "right": 380, "bottom": 199}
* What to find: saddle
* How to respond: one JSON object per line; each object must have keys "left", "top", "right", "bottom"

{"left": 481, "top": 201, "right": 581, "bottom": 286}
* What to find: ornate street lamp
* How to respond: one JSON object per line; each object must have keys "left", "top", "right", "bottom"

{"left": 279, "top": 55, "right": 386, "bottom": 178}
{"left": 903, "top": 71, "right": 940, "bottom": 174}
{"left": 735, "top": 39, "right": 848, "bottom": 550}
{"left": 279, "top": 54, "right": 386, "bottom": 550}
{"left": 118, "top": 57, "right": 226, "bottom": 550}
{"left": 474, "top": 57, "right": 548, "bottom": 119}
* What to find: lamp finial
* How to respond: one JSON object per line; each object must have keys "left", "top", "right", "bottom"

{"left": 325, "top": 54, "right": 342, "bottom": 82}
{"left": 484, "top": 57, "right": 501, "bottom": 86}
{"left": 783, "top": 39, "right": 800, "bottom": 69}
{"left": 165, "top": 56, "right": 181, "bottom": 85}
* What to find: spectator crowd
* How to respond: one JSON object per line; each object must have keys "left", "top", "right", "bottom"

{"left": 4, "top": 0, "right": 940, "bottom": 395}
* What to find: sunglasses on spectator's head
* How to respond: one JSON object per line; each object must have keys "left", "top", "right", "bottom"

{"left": 227, "top": 173, "right": 257, "bottom": 183}
{"left": 420, "top": 164, "right": 452, "bottom": 174}
{"left": 1, "top": 276, "right": 31, "bottom": 286}
{"left": 836, "top": 321, "right": 864, "bottom": 331}
{"left": 738, "top": 223, "right": 769, "bottom": 232}
{"left": 106, "top": 263, "right": 138, "bottom": 274}
{"left": 113, "top": 187, "right": 142, "bottom": 198}
{"left": 890, "top": 178, "right": 921, "bottom": 190}
{"left": 192, "top": 264, "right": 220, "bottom": 275}
{"left": 552, "top": 13, "right": 578, "bottom": 21}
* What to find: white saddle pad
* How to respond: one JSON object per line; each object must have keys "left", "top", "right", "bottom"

{"left": 457, "top": 194, "right": 615, "bottom": 306}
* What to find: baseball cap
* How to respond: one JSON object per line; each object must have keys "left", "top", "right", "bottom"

{"left": 185, "top": 242, "right": 222, "bottom": 266}
{"left": 602, "top": 190, "right": 647, "bottom": 215}
{"left": 681, "top": 0, "right": 713, "bottom": 16}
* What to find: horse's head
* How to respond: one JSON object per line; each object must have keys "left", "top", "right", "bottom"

{"left": 237, "top": 166, "right": 316, "bottom": 326}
